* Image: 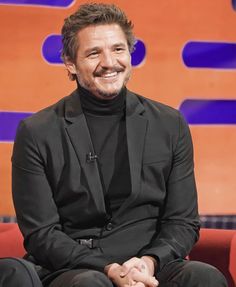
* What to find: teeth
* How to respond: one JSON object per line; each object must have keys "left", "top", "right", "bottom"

{"left": 102, "top": 72, "right": 117, "bottom": 78}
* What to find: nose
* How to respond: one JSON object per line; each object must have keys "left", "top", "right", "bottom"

{"left": 100, "top": 51, "right": 115, "bottom": 68}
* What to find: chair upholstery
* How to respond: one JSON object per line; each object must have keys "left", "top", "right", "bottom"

{"left": 189, "top": 228, "right": 236, "bottom": 287}
{"left": 0, "top": 222, "right": 25, "bottom": 258}
{"left": 0, "top": 223, "right": 235, "bottom": 286}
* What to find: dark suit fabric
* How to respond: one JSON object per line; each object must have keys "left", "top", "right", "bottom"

{"left": 12, "top": 89, "right": 200, "bottom": 279}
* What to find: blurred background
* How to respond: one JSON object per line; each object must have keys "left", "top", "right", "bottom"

{"left": 0, "top": 0, "right": 236, "bottom": 228}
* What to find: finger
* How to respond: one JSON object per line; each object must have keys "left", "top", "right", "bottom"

{"left": 120, "top": 257, "right": 141, "bottom": 277}
{"left": 133, "top": 282, "right": 146, "bottom": 287}
{"left": 126, "top": 282, "right": 146, "bottom": 287}
{"left": 123, "top": 281, "right": 145, "bottom": 287}
{"left": 130, "top": 269, "right": 159, "bottom": 287}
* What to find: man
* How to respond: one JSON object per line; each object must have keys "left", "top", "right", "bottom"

{"left": 0, "top": 3, "right": 227, "bottom": 287}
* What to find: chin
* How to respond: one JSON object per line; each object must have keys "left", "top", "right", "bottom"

{"left": 97, "top": 91, "right": 119, "bottom": 99}
{"left": 95, "top": 87, "right": 122, "bottom": 99}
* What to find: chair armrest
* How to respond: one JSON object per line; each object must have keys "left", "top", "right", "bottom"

{"left": 189, "top": 228, "right": 236, "bottom": 287}
{"left": 0, "top": 223, "right": 25, "bottom": 258}
{"left": 229, "top": 232, "right": 236, "bottom": 285}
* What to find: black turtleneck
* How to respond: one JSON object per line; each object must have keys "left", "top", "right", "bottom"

{"left": 79, "top": 86, "right": 131, "bottom": 215}
{"left": 79, "top": 85, "right": 126, "bottom": 115}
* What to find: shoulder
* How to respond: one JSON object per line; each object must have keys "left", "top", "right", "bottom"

{"left": 15, "top": 90, "right": 77, "bottom": 143}
{"left": 21, "top": 90, "right": 76, "bottom": 130}
{"left": 128, "top": 91, "right": 185, "bottom": 125}
{"left": 127, "top": 91, "right": 191, "bottom": 143}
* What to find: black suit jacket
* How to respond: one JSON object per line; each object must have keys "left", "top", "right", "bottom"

{"left": 12, "top": 89, "right": 200, "bottom": 274}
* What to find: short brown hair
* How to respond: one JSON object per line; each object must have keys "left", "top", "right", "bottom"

{"left": 61, "top": 2, "right": 135, "bottom": 63}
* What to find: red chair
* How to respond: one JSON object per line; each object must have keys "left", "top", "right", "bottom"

{"left": 0, "top": 222, "right": 25, "bottom": 258}
{"left": 189, "top": 228, "right": 236, "bottom": 287}
{"left": 0, "top": 223, "right": 235, "bottom": 286}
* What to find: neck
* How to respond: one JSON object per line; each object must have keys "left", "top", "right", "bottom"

{"left": 78, "top": 84, "right": 126, "bottom": 116}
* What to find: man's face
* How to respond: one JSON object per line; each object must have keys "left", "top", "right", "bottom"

{"left": 66, "top": 24, "right": 132, "bottom": 100}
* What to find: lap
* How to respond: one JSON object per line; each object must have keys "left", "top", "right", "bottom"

{"left": 48, "top": 260, "right": 228, "bottom": 287}
{"left": 0, "top": 257, "right": 227, "bottom": 287}
{"left": 157, "top": 259, "right": 228, "bottom": 287}
{"left": 0, "top": 258, "right": 112, "bottom": 287}
{"left": 48, "top": 269, "right": 114, "bottom": 287}
{"left": 0, "top": 257, "right": 43, "bottom": 287}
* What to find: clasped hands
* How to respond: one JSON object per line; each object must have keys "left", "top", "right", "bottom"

{"left": 105, "top": 256, "right": 159, "bottom": 287}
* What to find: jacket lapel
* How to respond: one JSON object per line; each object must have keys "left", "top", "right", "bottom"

{"left": 64, "top": 90, "right": 105, "bottom": 212}
{"left": 115, "top": 91, "right": 148, "bottom": 217}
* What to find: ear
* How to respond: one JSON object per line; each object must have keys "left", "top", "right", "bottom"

{"left": 64, "top": 59, "right": 77, "bottom": 75}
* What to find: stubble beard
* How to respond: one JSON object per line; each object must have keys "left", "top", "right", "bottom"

{"left": 76, "top": 70, "right": 131, "bottom": 100}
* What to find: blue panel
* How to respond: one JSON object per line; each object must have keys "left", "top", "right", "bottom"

{"left": 0, "top": 112, "right": 32, "bottom": 142}
{"left": 182, "top": 41, "right": 236, "bottom": 69}
{"left": 42, "top": 35, "right": 146, "bottom": 67}
{"left": 179, "top": 100, "right": 236, "bottom": 124}
{"left": 131, "top": 39, "right": 146, "bottom": 67}
{"left": 42, "top": 35, "right": 62, "bottom": 64}
{"left": 232, "top": 0, "right": 236, "bottom": 10}
{"left": 0, "top": 0, "right": 74, "bottom": 7}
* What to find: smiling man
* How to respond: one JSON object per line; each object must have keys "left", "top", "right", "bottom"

{"left": 65, "top": 24, "right": 132, "bottom": 99}
{"left": 0, "top": 3, "right": 228, "bottom": 287}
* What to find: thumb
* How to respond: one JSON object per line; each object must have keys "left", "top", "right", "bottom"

{"left": 120, "top": 264, "right": 130, "bottom": 277}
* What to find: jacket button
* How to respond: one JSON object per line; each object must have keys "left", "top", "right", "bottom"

{"left": 106, "top": 222, "right": 113, "bottom": 231}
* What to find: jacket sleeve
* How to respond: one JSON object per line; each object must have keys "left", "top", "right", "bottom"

{"left": 139, "top": 112, "right": 200, "bottom": 270}
{"left": 12, "top": 120, "right": 110, "bottom": 272}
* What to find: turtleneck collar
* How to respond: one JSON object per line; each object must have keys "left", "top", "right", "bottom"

{"left": 78, "top": 85, "right": 126, "bottom": 116}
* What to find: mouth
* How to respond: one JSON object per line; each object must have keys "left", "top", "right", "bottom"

{"left": 96, "top": 71, "right": 122, "bottom": 84}
{"left": 100, "top": 71, "right": 119, "bottom": 79}
{"left": 94, "top": 67, "right": 124, "bottom": 80}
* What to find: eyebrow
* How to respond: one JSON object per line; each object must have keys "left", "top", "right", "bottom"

{"left": 112, "top": 42, "right": 127, "bottom": 48}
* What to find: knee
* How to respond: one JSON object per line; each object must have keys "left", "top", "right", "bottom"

{"left": 183, "top": 261, "right": 228, "bottom": 286}
{"left": 0, "top": 258, "right": 42, "bottom": 287}
{"left": 71, "top": 270, "right": 113, "bottom": 287}
{"left": 0, "top": 258, "right": 29, "bottom": 281}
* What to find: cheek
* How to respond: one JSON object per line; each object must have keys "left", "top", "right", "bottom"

{"left": 125, "top": 53, "right": 132, "bottom": 64}
{"left": 77, "top": 60, "right": 97, "bottom": 76}
{"left": 124, "top": 57, "right": 132, "bottom": 71}
{"left": 79, "top": 69, "right": 95, "bottom": 84}
{"left": 117, "top": 53, "right": 131, "bottom": 65}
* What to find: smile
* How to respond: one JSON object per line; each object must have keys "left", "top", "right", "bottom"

{"left": 100, "top": 72, "right": 119, "bottom": 78}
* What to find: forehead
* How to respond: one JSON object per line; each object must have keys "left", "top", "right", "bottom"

{"left": 76, "top": 24, "right": 128, "bottom": 50}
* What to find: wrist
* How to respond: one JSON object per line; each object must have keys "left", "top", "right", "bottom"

{"left": 141, "top": 255, "right": 157, "bottom": 275}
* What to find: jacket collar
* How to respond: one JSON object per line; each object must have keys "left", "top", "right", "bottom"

{"left": 115, "top": 90, "right": 147, "bottom": 218}
{"left": 64, "top": 89, "right": 83, "bottom": 123}
{"left": 64, "top": 88, "right": 146, "bottom": 122}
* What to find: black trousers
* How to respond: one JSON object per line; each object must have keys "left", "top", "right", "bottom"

{"left": 0, "top": 257, "right": 228, "bottom": 287}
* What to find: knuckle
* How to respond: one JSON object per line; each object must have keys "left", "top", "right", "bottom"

{"left": 130, "top": 268, "right": 137, "bottom": 276}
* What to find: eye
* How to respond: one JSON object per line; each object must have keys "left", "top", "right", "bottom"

{"left": 87, "top": 51, "right": 99, "bottom": 58}
{"left": 115, "top": 47, "right": 125, "bottom": 53}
